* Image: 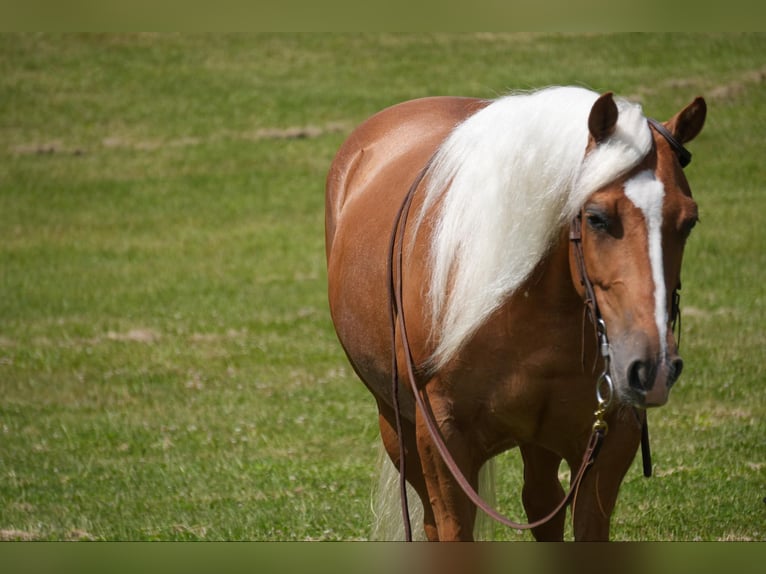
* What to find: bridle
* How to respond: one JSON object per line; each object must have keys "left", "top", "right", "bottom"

{"left": 569, "top": 118, "right": 691, "bottom": 482}
{"left": 386, "top": 117, "right": 692, "bottom": 541}
{"left": 648, "top": 117, "right": 692, "bottom": 167}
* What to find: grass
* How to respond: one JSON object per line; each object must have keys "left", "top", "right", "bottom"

{"left": 0, "top": 33, "right": 764, "bottom": 541}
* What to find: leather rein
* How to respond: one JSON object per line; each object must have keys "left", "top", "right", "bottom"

{"left": 386, "top": 118, "right": 691, "bottom": 541}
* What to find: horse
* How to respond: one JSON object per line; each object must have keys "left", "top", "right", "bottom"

{"left": 325, "top": 86, "right": 706, "bottom": 541}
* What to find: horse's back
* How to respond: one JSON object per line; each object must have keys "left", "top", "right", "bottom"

{"left": 325, "top": 96, "right": 486, "bottom": 398}
{"left": 325, "top": 96, "right": 486, "bottom": 254}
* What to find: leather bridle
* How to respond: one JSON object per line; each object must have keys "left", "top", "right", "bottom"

{"left": 648, "top": 117, "right": 692, "bottom": 167}
{"left": 386, "top": 117, "right": 691, "bottom": 540}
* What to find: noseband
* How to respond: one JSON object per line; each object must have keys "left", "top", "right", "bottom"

{"left": 387, "top": 116, "right": 692, "bottom": 540}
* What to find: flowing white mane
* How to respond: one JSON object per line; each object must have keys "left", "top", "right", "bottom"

{"left": 417, "top": 86, "right": 653, "bottom": 370}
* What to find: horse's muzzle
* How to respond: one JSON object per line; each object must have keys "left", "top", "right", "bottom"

{"left": 626, "top": 355, "right": 683, "bottom": 407}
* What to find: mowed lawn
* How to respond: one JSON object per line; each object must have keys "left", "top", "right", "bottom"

{"left": 0, "top": 34, "right": 763, "bottom": 541}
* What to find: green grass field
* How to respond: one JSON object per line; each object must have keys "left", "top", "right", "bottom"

{"left": 0, "top": 33, "right": 764, "bottom": 541}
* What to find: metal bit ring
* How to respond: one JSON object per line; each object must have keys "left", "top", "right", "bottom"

{"left": 596, "top": 371, "right": 614, "bottom": 409}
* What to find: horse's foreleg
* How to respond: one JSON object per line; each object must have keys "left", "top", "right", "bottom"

{"left": 415, "top": 397, "right": 479, "bottom": 541}
{"left": 520, "top": 444, "right": 567, "bottom": 541}
{"left": 570, "top": 407, "right": 642, "bottom": 541}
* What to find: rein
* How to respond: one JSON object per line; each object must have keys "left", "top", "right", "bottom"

{"left": 387, "top": 163, "right": 608, "bottom": 541}
{"left": 386, "top": 117, "right": 690, "bottom": 540}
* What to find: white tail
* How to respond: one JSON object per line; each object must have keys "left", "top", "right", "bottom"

{"left": 369, "top": 441, "right": 497, "bottom": 541}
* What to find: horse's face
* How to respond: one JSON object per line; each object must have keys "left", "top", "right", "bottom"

{"left": 576, "top": 94, "right": 706, "bottom": 408}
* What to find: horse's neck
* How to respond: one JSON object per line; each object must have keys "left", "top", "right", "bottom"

{"left": 526, "top": 228, "right": 582, "bottom": 313}
{"left": 492, "top": 228, "right": 592, "bottom": 367}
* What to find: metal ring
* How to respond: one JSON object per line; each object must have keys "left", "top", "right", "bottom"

{"left": 596, "top": 371, "right": 614, "bottom": 408}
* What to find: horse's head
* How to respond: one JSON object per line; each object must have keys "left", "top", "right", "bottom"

{"left": 573, "top": 92, "right": 706, "bottom": 408}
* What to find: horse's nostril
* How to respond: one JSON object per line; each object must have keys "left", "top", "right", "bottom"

{"left": 669, "top": 357, "right": 684, "bottom": 387}
{"left": 628, "top": 360, "right": 650, "bottom": 391}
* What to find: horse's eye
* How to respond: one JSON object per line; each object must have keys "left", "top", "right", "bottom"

{"left": 585, "top": 211, "right": 610, "bottom": 232}
{"left": 681, "top": 217, "right": 699, "bottom": 238}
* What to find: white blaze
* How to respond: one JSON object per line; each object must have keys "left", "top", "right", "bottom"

{"left": 624, "top": 170, "right": 667, "bottom": 359}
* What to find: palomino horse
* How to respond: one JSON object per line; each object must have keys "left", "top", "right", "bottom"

{"left": 325, "top": 87, "right": 706, "bottom": 541}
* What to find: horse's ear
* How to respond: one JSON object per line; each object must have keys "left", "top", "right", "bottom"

{"left": 588, "top": 92, "right": 618, "bottom": 143}
{"left": 665, "top": 97, "right": 707, "bottom": 144}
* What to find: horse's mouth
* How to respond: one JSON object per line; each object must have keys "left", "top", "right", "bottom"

{"left": 623, "top": 385, "right": 670, "bottom": 409}
{"left": 617, "top": 365, "right": 677, "bottom": 408}
{"left": 610, "top": 346, "right": 682, "bottom": 409}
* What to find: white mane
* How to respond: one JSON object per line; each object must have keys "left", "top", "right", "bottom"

{"left": 417, "top": 86, "right": 653, "bottom": 370}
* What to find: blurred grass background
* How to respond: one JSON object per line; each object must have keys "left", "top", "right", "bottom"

{"left": 0, "top": 33, "right": 763, "bottom": 540}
